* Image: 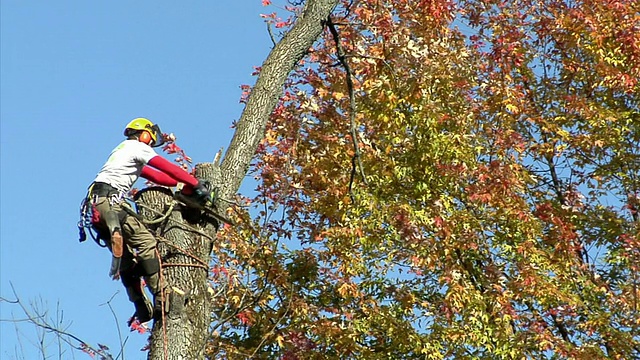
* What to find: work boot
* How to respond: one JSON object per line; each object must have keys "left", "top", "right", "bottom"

{"left": 133, "top": 296, "right": 154, "bottom": 323}
{"left": 143, "top": 272, "right": 168, "bottom": 320}
{"left": 124, "top": 280, "right": 154, "bottom": 323}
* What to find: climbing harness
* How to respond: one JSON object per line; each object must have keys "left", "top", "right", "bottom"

{"left": 78, "top": 182, "right": 132, "bottom": 279}
{"left": 78, "top": 183, "right": 125, "bottom": 245}
{"left": 78, "top": 195, "right": 107, "bottom": 247}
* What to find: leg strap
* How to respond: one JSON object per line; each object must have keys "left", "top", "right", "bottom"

{"left": 120, "top": 265, "right": 153, "bottom": 323}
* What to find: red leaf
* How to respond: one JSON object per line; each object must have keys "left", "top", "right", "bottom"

{"left": 163, "top": 143, "right": 180, "bottom": 155}
{"left": 129, "top": 318, "right": 148, "bottom": 334}
{"left": 236, "top": 310, "right": 253, "bottom": 325}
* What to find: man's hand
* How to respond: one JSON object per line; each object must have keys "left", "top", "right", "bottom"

{"left": 182, "top": 180, "right": 216, "bottom": 206}
{"left": 195, "top": 181, "right": 216, "bottom": 204}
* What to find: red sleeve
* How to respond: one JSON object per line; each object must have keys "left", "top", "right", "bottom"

{"left": 141, "top": 166, "right": 179, "bottom": 187}
{"left": 147, "top": 156, "right": 199, "bottom": 187}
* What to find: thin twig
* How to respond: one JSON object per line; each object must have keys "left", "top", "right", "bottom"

{"left": 249, "top": 288, "right": 295, "bottom": 358}
{"left": 99, "top": 292, "right": 127, "bottom": 360}
{"left": 3, "top": 283, "right": 114, "bottom": 360}
{"left": 267, "top": 22, "right": 277, "bottom": 47}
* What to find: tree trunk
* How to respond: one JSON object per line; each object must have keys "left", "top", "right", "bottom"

{"left": 138, "top": 1, "right": 340, "bottom": 359}
{"left": 137, "top": 164, "right": 220, "bottom": 360}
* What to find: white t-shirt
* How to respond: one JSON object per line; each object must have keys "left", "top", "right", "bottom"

{"left": 93, "top": 140, "right": 158, "bottom": 193}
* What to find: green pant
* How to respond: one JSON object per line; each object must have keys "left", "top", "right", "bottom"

{"left": 92, "top": 196, "right": 162, "bottom": 298}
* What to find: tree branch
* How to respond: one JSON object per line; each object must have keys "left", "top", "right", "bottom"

{"left": 1, "top": 284, "right": 116, "bottom": 360}
{"left": 327, "top": 16, "right": 368, "bottom": 201}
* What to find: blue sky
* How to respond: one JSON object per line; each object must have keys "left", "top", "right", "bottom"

{"left": 1, "top": 1, "right": 276, "bottom": 358}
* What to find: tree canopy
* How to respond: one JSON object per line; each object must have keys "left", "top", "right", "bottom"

{"left": 211, "top": 0, "right": 640, "bottom": 359}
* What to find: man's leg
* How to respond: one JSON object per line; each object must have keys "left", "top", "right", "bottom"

{"left": 120, "top": 216, "right": 165, "bottom": 316}
{"left": 92, "top": 197, "right": 124, "bottom": 278}
{"left": 119, "top": 257, "right": 153, "bottom": 323}
{"left": 94, "top": 199, "right": 156, "bottom": 322}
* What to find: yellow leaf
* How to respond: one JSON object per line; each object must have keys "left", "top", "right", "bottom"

{"left": 337, "top": 282, "right": 356, "bottom": 298}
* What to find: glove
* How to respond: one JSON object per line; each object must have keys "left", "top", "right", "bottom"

{"left": 193, "top": 181, "right": 211, "bottom": 200}
{"left": 183, "top": 180, "right": 215, "bottom": 206}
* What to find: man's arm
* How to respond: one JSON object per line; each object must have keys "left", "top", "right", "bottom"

{"left": 140, "top": 165, "right": 179, "bottom": 187}
{"left": 147, "top": 156, "right": 199, "bottom": 187}
{"left": 143, "top": 148, "right": 208, "bottom": 199}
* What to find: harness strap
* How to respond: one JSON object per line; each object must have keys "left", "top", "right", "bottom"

{"left": 78, "top": 182, "right": 125, "bottom": 247}
{"left": 91, "top": 182, "right": 120, "bottom": 197}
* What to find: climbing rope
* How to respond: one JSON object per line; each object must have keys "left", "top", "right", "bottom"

{"left": 156, "top": 248, "right": 169, "bottom": 360}
{"left": 123, "top": 200, "right": 216, "bottom": 241}
{"left": 120, "top": 195, "right": 214, "bottom": 356}
{"left": 118, "top": 198, "right": 212, "bottom": 270}
{"left": 120, "top": 200, "right": 175, "bottom": 226}
{"left": 155, "top": 235, "right": 209, "bottom": 270}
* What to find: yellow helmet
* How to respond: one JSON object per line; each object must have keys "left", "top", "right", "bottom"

{"left": 123, "top": 118, "right": 164, "bottom": 147}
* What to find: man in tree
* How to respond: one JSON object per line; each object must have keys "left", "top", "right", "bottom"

{"left": 84, "top": 118, "right": 210, "bottom": 323}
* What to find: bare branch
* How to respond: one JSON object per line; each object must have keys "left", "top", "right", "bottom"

{"left": 2, "top": 284, "right": 115, "bottom": 360}
{"left": 99, "top": 292, "right": 128, "bottom": 360}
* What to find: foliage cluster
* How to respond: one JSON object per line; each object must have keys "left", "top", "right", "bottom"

{"left": 206, "top": 0, "right": 640, "bottom": 358}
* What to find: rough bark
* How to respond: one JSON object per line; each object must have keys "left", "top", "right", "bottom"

{"left": 136, "top": 1, "right": 340, "bottom": 359}
{"left": 137, "top": 165, "right": 220, "bottom": 360}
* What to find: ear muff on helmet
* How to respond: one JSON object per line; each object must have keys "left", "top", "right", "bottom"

{"left": 139, "top": 131, "right": 153, "bottom": 145}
